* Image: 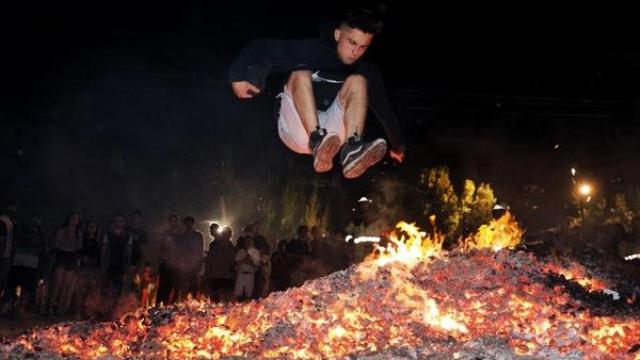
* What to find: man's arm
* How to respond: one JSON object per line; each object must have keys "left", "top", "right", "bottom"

{"left": 228, "top": 39, "right": 275, "bottom": 99}
{"left": 231, "top": 81, "right": 262, "bottom": 99}
{"left": 357, "top": 63, "right": 406, "bottom": 162}
{"left": 228, "top": 38, "right": 320, "bottom": 99}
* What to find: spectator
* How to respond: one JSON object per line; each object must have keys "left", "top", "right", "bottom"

{"left": 156, "top": 214, "right": 179, "bottom": 305}
{"left": 288, "top": 225, "right": 311, "bottom": 256}
{"left": 10, "top": 212, "right": 46, "bottom": 311}
{"left": 235, "top": 224, "right": 254, "bottom": 252}
{"left": 205, "top": 225, "right": 235, "bottom": 302}
{"left": 75, "top": 220, "right": 102, "bottom": 318}
{"left": 233, "top": 237, "right": 260, "bottom": 301}
{"left": 127, "top": 209, "right": 147, "bottom": 268}
{"left": 81, "top": 221, "right": 101, "bottom": 268}
{"left": 0, "top": 199, "right": 18, "bottom": 297}
{"left": 208, "top": 222, "right": 220, "bottom": 242}
{"left": 250, "top": 220, "right": 269, "bottom": 254}
{"left": 102, "top": 214, "right": 132, "bottom": 298}
{"left": 48, "top": 212, "right": 82, "bottom": 315}
{"left": 270, "top": 240, "right": 290, "bottom": 292}
{"left": 250, "top": 221, "right": 270, "bottom": 299}
{"left": 174, "top": 216, "right": 204, "bottom": 301}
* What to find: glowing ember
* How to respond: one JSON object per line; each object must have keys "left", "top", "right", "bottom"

{"left": 543, "top": 262, "right": 609, "bottom": 292}
{"left": 2, "top": 216, "right": 639, "bottom": 359}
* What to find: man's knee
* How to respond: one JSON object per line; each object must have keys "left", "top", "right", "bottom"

{"left": 344, "top": 74, "right": 367, "bottom": 91}
{"left": 287, "top": 70, "right": 313, "bottom": 91}
{"left": 339, "top": 74, "right": 367, "bottom": 104}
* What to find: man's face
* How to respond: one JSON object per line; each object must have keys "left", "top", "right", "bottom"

{"left": 334, "top": 25, "right": 373, "bottom": 65}
{"left": 168, "top": 216, "right": 178, "bottom": 228}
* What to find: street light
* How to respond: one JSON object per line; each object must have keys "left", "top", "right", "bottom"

{"left": 575, "top": 181, "right": 594, "bottom": 221}
{"left": 578, "top": 183, "right": 592, "bottom": 198}
{"left": 577, "top": 182, "right": 593, "bottom": 203}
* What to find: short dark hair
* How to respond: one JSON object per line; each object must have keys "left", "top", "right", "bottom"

{"left": 342, "top": 8, "right": 383, "bottom": 35}
{"left": 221, "top": 226, "right": 233, "bottom": 238}
{"left": 184, "top": 216, "right": 195, "bottom": 225}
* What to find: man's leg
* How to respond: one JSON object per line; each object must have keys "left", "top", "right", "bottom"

{"left": 337, "top": 75, "right": 387, "bottom": 179}
{"left": 337, "top": 74, "right": 368, "bottom": 138}
{"left": 286, "top": 71, "right": 341, "bottom": 172}
{"left": 287, "top": 70, "right": 319, "bottom": 135}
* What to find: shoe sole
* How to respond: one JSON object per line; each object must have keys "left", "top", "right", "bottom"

{"left": 343, "top": 139, "right": 387, "bottom": 179}
{"left": 313, "top": 134, "right": 341, "bottom": 172}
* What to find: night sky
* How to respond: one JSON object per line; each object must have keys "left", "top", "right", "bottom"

{"left": 1, "top": 1, "right": 638, "bottom": 233}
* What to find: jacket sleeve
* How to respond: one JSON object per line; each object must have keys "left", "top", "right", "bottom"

{"left": 227, "top": 38, "right": 320, "bottom": 90}
{"left": 228, "top": 39, "right": 273, "bottom": 90}
{"left": 358, "top": 63, "right": 406, "bottom": 153}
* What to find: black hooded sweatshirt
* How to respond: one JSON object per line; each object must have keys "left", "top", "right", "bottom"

{"left": 227, "top": 22, "right": 405, "bottom": 153}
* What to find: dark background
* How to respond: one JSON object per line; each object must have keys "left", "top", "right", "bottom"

{"left": 1, "top": 1, "right": 638, "bottom": 234}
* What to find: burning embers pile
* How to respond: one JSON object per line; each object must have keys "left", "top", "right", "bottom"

{"left": 3, "top": 214, "right": 640, "bottom": 359}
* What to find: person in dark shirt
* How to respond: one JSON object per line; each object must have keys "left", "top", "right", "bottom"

{"left": 0, "top": 199, "right": 18, "bottom": 296}
{"left": 127, "top": 209, "right": 147, "bottom": 267}
{"left": 81, "top": 221, "right": 101, "bottom": 268}
{"left": 102, "top": 214, "right": 131, "bottom": 297}
{"left": 288, "top": 225, "right": 311, "bottom": 256}
{"left": 229, "top": 8, "right": 405, "bottom": 179}
{"left": 270, "top": 240, "right": 290, "bottom": 292}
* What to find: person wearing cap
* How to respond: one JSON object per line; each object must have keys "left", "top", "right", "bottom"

{"left": 346, "top": 196, "right": 388, "bottom": 262}
{"left": 491, "top": 202, "right": 510, "bottom": 220}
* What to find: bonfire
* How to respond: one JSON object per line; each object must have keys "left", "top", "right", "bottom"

{"left": 2, "top": 213, "right": 639, "bottom": 359}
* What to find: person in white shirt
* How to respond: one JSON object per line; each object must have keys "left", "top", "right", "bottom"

{"left": 233, "top": 237, "right": 260, "bottom": 301}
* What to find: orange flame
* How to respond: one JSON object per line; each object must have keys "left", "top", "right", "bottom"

{"left": 462, "top": 212, "right": 523, "bottom": 252}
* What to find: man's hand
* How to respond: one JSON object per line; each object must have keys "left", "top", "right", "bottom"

{"left": 389, "top": 149, "right": 404, "bottom": 164}
{"left": 231, "top": 81, "right": 261, "bottom": 99}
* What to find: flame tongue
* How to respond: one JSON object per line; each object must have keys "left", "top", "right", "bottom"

{"left": 4, "top": 216, "right": 639, "bottom": 359}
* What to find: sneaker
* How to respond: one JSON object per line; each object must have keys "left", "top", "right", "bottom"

{"left": 309, "top": 127, "right": 341, "bottom": 173}
{"left": 340, "top": 136, "right": 387, "bottom": 179}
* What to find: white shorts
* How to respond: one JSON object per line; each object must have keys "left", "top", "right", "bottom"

{"left": 277, "top": 86, "right": 346, "bottom": 154}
